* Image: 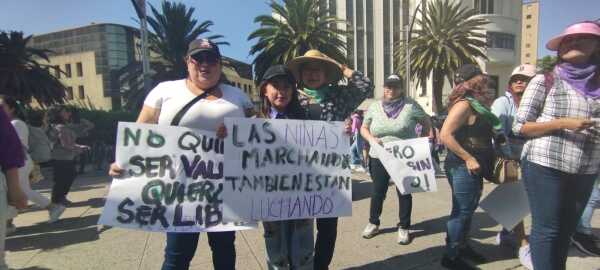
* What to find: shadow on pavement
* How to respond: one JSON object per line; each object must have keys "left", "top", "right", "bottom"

{"left": 352, "top": 179, "right": 372, "bottom": 202}
{"left": 6, "top": 214, "right": 108, "bottom": 251}
{"left": 374, "top": 212, "right": 500, "bottom": 241}
{"left": 19, "top": 267, "right": 53, "bottom": 270}
{"left": 342, "top": 242, "right": 515, "bottom": 270}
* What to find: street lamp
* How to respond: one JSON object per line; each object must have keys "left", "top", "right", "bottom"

{"left": 131, "top": 0, "right": 151, "bottom": 92}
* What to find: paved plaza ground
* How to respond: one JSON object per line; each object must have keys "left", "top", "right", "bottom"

{"left": 5, "top": 168, "right": 599, "bottom": 270}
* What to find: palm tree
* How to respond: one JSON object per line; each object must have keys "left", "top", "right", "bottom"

{"left": 394, "top": 0, "right": 488, "bottom": 112}
{"left": 248, "top": 0, "right": 347, "bottom": 81}
{"left": 146, "top": 0, "right": 229, "bottom": 80}
{"left": 0, "top": 31, "right": 65, "bottom": 106}
{"left": 537, "top": 55, "right": 558, "bottom": 73}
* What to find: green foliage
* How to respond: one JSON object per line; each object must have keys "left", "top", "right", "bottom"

{"left": 77, "top": 109, "right": 137, "bottom": 145}
{"left": 394, "top": 0, "right": 489, "bottom": 112}
{"left": 537, "top": 55, "right": 558, "bottom": 73}
{"left": 146, "top": 0, "right": 229, "bottom": 80}
{"left": 0, "top": 31, "right": 66, "bottom": 106}
{"left": 248, "top": 0, "right": 347, "bottom": 81}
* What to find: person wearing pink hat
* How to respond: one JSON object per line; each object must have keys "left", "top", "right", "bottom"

{"left": 490, "top": 64, "right": 537, "bottom": 270}
{"left": 513, "top": 21, "right": 600, "bottom": 270}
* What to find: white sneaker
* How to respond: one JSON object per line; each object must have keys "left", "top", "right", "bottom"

{"left": 362, "top": 223, "right": 379, "bottom": 239}
{"left": 397, "top": 228, "right": 411, "bottom": 245}
{"left": 48, "top": 204, "right": 66, "bottom": 223}
{"left": 518, "top": 245, "right": 534, "bottom": 270}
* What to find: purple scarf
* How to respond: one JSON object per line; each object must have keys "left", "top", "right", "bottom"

{"left": 557, "top": 63, "right": 600, "bottom": 99}
{"left": 382, "top": 98, "right": 406, "bottom": 118}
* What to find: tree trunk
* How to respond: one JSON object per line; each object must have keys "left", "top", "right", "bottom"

{"left": 432, "top": 69, "right": 444, "bottom": 114}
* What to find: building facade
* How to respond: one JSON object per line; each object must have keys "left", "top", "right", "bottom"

{"left": 30, "top": 23, "right": 141, "bottom": 110}
{"left": 521, "top": 0, "right": 539, "bottom": 66}
{"left": 333, "top": 0, "right": 522, "bottom": 113}
{"left": 30, "top": 23, "right": 257, "bottom": 110}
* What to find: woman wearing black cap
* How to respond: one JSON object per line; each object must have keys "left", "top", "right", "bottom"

{"left": 359, "top": 75, "right": 431, "bottom": 245}
{"left": 258, "top": 65, "right": 314, "bottom": 270}
{"left": 440, "top": 65, "right": 499, "bottom": 269}
{"left": 109, "top": 39, "right": 255, "bottom": 270}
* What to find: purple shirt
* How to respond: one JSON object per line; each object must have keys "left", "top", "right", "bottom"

{"left": 0, "top": 110, "right": 24, "bottom": 171}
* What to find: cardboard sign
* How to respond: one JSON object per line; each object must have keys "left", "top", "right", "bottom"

{"left": 370, "top": 138, "right": 437, "bottom": 194}
{"left": 222, "top": 118, "right": 352, "bottom": 222}
{"left": 480, "top": 181, "right": 530, "bottom": 230}
{"left": 98, "top": 122, "right": 255, "bottom": 232}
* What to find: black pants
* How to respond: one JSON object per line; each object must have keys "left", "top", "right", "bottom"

{"left": 51, "top": 159, "right": 77, "bottom": 204}
{"left": 314, "top": 217, "right": 338, "bottom": 270}
{"left": 369, "top": 158, "right": 412, "bottom": 228}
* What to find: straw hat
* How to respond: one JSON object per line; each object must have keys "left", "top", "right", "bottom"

{"left": 287, "top": 50, "right": 343, "bottom": 84}
{"left": 546, "top": 21, "right": 600, "bottom": 51}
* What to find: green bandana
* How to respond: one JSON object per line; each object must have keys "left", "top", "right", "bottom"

{"left": 302, "top": 86, "right": 332, "bottom": 103}
{"left": 465, "top": 97, "right": 503, "bottom": 132}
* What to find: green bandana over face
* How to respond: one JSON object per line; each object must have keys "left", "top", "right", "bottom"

{"left": 302, "top": 86, "right": 332, "bottom": 103}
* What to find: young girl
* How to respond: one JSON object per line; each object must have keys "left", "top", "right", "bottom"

{"left": 258, "top": 65, "right": 313, "bottom": 270}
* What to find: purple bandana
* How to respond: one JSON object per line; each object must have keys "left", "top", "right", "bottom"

{"left": 382, "top": 98, "right": 406, "bottom": 119}
{"left": 557, "top": 63, "right": 600, "bottom": 99}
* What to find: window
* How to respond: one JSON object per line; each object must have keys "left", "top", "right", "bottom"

{"left": 526, "top": 14, "right": 532, "bottom": 19}
{"left": 66, "top": 87, "right": 73, "bottom": 100}
{"left": 65, "top": 64, "right": 72, "bottom": 78}
{"left": 78, "top": 85, "right": 85, "bottom": 99}
{"left": 488, "top": 75, "right": 499, "bottom": 98}
{"left": 54, "top": 65, "right": 61, "bottom": 78}
{"left": 486, "top": 32, "right": 515, "bottom": 50}
{"left": 76, "top": 62, "right": 83, "bottom": 77}
{"left": 474, "top": 0, "right": 494, "bottom": 14}
{"left": 526, "top": 25, "right": 531, "bottom": 29}
{"left": 526, "top": 53, "right": 531, "bottom": 57}
{"left": 525, "top": 43, "right": 531, "bottom": 48}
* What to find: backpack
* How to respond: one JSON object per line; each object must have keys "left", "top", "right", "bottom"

{"left": 28, "top": 125, "right": 53, "bottom": 163}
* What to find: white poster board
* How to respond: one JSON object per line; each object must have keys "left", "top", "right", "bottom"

{"left": 98, "top": 122, "right": 255, "bottom": 232}
{"left": 222, "top": 118, "right": 352, "bottom": 222}
{"left": 480, "top": 181, "right": 530, "bottom": 230}
{"left": 370, "top": 138, "right": 437, "bottom": 194}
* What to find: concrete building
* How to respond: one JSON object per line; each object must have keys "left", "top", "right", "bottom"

{"left": 332, "top": 0, "right": 522, "bottom": 113}
{"left": 30, "top": 23, "right": 141, "bottom": 110}
{"left": 521, "top": 0, "right": 539, "bottom": 66}
{"left": 30, "top": 23, "right": 257, "bottom": 110}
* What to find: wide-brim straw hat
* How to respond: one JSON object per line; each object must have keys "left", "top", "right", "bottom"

{"left": 546, "top": 21, "right": 600, "bottom": 51}
{"left": 287, "top": 49, "right": 343, "bottom": 85}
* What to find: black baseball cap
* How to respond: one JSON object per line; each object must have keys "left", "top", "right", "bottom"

{"left": 454, "top": 64, "right": 483, "bottom": 84}
{"left": 262, "top": 65, "right": 296, "bottom": 85}
{"left": 187, "top": 38, "right": 221, "bottom": 58}
{"left": 384, "top": 74, "right": 403, "bottom": 88}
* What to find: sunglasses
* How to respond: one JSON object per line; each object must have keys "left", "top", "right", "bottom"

{"left": 190, "top": 53, "right": 219, "bottom": 65}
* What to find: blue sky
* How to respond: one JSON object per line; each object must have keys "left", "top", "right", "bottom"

{"left": 1, "top": 0, "right": 599, "bottom": 63}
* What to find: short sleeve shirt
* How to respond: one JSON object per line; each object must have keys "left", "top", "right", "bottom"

{"left": 364, "top": 98, "right": 428, "bottom": 158}
{"left": 144, "top": 79, "right": 253, "bottom": 131}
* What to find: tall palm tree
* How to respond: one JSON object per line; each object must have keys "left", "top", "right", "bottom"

{"left": 146, "top": 0, "right": 229, "bottom": 80}
{"left": 0, "top": 31, "right": 65, "bottom": 106}
{"left": 248, "top": 0, "right": 347, "bottom": 81}
{"left": 394, "top": 0, "right": 488, "bottom": 112}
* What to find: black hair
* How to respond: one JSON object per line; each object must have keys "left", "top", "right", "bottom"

{"left": 28, "top": 110, "right": 46, "bottom": 127}
{"left": 47, "top": 105, "right": 69, "bottom": 125}
{"left": 0, "top": 95, "right": 27, "bottom": 121}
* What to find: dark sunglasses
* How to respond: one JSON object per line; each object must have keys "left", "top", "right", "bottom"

{"left": 190, "top": 53, "right": 219, "bottom": 65}
{"left": 510, "top": 75, "right": 531, "bottom": 83}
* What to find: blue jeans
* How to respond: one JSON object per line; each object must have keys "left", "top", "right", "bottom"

{"left": 264, "top": 219, "right": 314, "bottom": 270}
{"left": 577, "top": 179, "right": 600, "bottom": 235}
{"left": 444, "top": 160, "right": 483, "bottom": 258}
{"left": 522, "top": 160, "right": 596, "bottom": 270}
{"left": 350, "top": 133, "right": 363, "bottom": 165}
{"left": 161, "top": 231, "right": 235, "bottom": 270}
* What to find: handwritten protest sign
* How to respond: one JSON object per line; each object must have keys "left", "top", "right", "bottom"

{"left": 370, "top": 138, "right": 437, "bottom": 195}
{"left": 222, "top": 118, "right": 352, "bottom": 222}
{"left": 99, "top": 122, "right": 255, "bottom": 232}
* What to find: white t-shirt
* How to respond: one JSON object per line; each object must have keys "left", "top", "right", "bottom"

{"left": 144, "top": 79, "right": 253, "bottom": 131}
{"left": 11, "top": 119, "right": 29, "bottom": 151}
